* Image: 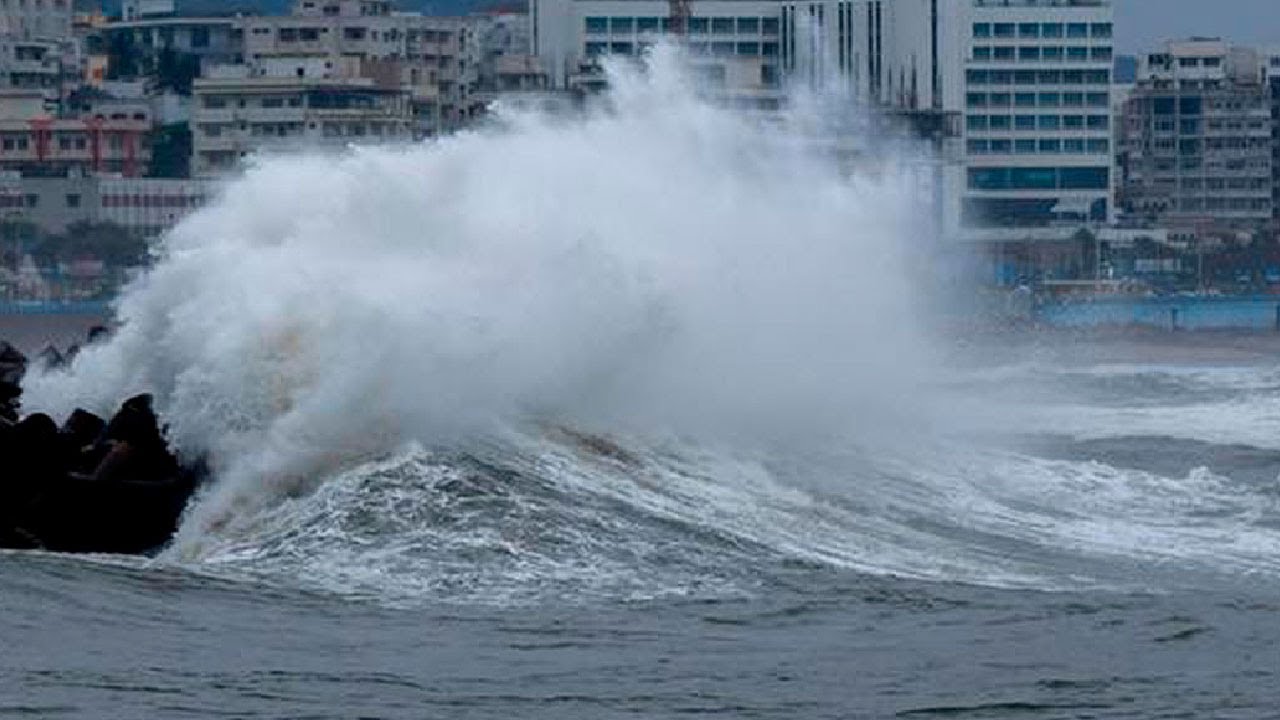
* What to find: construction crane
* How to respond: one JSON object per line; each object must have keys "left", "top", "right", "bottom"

{"left": 668, "top": 0, "right": 691, "bottom": 36}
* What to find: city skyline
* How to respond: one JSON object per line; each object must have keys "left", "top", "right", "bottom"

{"left": 1117, "top": 0, "right": 1280, "bottom": 54}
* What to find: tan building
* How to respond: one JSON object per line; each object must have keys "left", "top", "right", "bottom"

{"left": 191, "top": 70, "right": 412, "bottom": 176}
{"left": 239, "top": 0, "right": 485, "bottom": 133}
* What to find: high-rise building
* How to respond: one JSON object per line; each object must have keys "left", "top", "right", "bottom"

{"left": 1119, "top": 39, "right": 1273, "bottom": 236}
{"left": 951, "top": 0, "right": 1115, "bottom": 239}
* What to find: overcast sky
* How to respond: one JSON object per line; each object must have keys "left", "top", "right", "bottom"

{"left": 1115, "top": 0, "right": 1280, "bottom": 54}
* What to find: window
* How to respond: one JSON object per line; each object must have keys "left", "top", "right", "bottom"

{"left": 989, "top": 115, "right": 1011, "bottom": 130}
{"left": 1015, "top": 114, "right": 1036, "bottom": 130}
{"left": 1066, "top": 46, "right": 1087, "bottom": 62}
{"left": 761, "top": 17, "right": 778, "bottom": 34}
{"left": 1063, "top": 70, "right": 1084, "bottom": 84}
{"left": 1179, "top": 57, "right": 1198, "bottom": 67}
{"left": 203, "top": 96, "right": 227, "bottom": 109}
{"left": 1091, "top": 47, "right": 1112, "bottom": 62}
{"left": 967, "top": 93, "right": 987, "bottom": 108}
{"left": 967, "top": 139, "right": 989, "bottom": 154}
{"left": 1179, "top": 119, "right": 1200, "bottom": 134}
{"left": 1087, "top": 115, "right": 1109, "bottom": 130}
{"left": 1042, "top": 46, "right": 1062, "bottom": 62}
{"left": 1042, "top": 23, "right": 1063, "bottom": 38}
{"left": 711, "top": 17, "right": 733, "bottom": 34}
{"left": 1039, "top": 139, "right": 1061, "bottom": 153}
{"left": 761, "top": 41, "right": 778, "bottom": 56}
{"left": 1018, "top": 23, "right": 1039, "bottom": 38}
{"left": 1059, "top": 167, "right": 1108, "bottom": 189}
{"left": 1064, "top": 139, "right": 1085, "bottom": 153}
{"left": 1154, "top": 97, "right": 1175, "bottom": 115}
{"left": 1015, "top": 92, "right": 1036, "bottom": 107}
{"left": 611, "top": 17, "right": 633, "bottom": 33}
{"left": 989, "top": 93, "right": 1011, "bottom": 107}
{"left": 1203, "top": 57, "right": 1221, "bottom": 68}
{"left": 990, "top": 70, "right": 1012, "bottom": 83}
{"left": 967, "top": 69, "right": 987, "bottom": 84}
{"left": 611, "top": 41, "right": 634, "bottom": 54}
{"left": 966, "top": 115, "right": 988, "bottom": 131}
{"left": 737, "top": 17, "right": 758, "bottom": 33}
{"left": 993, "top": 23, "right": 1014, "bottom": 38}
{"left": 1179, "top": 96, "right": 1203, "bottom": 115}
{"left": 973, "top": 23, "right": 991, "bottom": 38}
{"left": 1066, "top": 23, "right": 1088, "bottom": 38}
{"left": 737, "top": 42, "right": 758, "bottom": 55}
{"left": 994, "top": 47, "right": 1014, "bottom": 61}
{"left": 1014, "top": 70, "right": 1036, "bottom": 84}
{"left": 585, "top": 17, "right": 607, "bottom": 32}
{"left": 343, "top": 27, "right": 366, "bottom": 40}
{"left": 1084, "top": 70, "right": 1109, "bottom": 84}
{"left": 585, "top": 41, "right": 606, "bottom": 55}
{"left": 1063, "top": 115, "right": 1084, "bottom": 129}
{"left": 1015, "top": 139, "right": 1037, "bottom": 154}
{"left": 1062, "top": 92, "right": 1083, "bottom": 106}
{"left": 1038, "top": 70, "right": 1061, "bottom": 83}
{"left": 688, "top": 17, "right": 708, "bottom": 33}
{"left": 1091, "top": 23, "right": 1113, "bottom": 39}
{"left": 637, "top": 17, "right": 660, "bottom": 32}
{"left": 973, "top": 46, "right": 991, "bottom": 61}
{"left": 1018, "top": 46, "right": 1039, "bottom": 62}
{"left": 65, "top": 194, "right": 80, "bottom": 208}
{"left": 990, "top": 139, "right": 1012, "bottom": 153}
{"left": 1087, "top": 92, "right": 1108, "bottom": 107}
{"left": 1039, "top": 115, "right": 1061, "bottom": 130}
{"left": 1039, "top": 92, "right": 1060, "bottom": 107}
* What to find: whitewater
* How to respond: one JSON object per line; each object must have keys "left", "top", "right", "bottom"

{"left": 5, "top": 49, "right": 1280, "bottom": 718}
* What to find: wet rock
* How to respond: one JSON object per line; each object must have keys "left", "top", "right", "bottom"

{"left": 0, "top": 341, "right": 25, "bottom": 422}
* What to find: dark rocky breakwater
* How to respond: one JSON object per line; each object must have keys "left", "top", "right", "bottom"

{"left": 0, "top": 334, "right": 202, "bottom": 555}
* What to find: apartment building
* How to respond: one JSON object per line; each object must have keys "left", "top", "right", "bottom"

{"left": 239, "top": 0, "right": 484, "bottom": 132}
{"left": 190, "top": 68, "right": 412, "bottom": 176}
{"left": 0, "top": 89, "right": 151, "bottom": 177}
{"left": 1119, "top": 39, "right": 1273, "bottom": 235}
{"left": 0, "top": 0, "right": 72, "bottom": 41}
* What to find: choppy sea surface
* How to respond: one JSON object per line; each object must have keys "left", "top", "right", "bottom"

{"left": 4, "top": 332, "right": 1280, "bottom": 719}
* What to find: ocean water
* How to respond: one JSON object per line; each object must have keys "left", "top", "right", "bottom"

{"left": 6, "top": 346, "right": 1280, "bottom": 718}
{"left": 5, "top": 51, "right": 1280, "bottom": 717}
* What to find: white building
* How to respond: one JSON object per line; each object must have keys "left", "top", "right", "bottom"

{"left": 951, "top": 0, "right": 1115, "bottom": 241}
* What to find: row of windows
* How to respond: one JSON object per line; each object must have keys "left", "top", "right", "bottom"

{"left": 1161, "top": 177, "right": 1271, "bottom": 190}
{"left": 586, "top": 41, "right": 778, "bottom": 57}
{"left": 967, "top": 68, "right": 1110, "bottom": 87}
{"left": 968, "top": 138, "right": 1109, "bottom": 155}
{"left": 1165, "top": 198, "right": 1272, "bottom": 212}
{"left": 965, "top": 87, "right": 1108, "bottom": 105}
{"left": 968, "top": 114, "right": 1110, "bottom": 131}
{"left": 101, "top": 194, "right": 206, "bottom": 209}
{"left": 968, "top": 166, "right": 1110, "bottom": 191}
{"left": 972, "top": 46, "right": 1111, "bottom": 64}
{"left": 584, "top": 16, "right": 779, "bottom": 35}
{"left": 973, "top": 22, "right": 1112, "bottom": 40}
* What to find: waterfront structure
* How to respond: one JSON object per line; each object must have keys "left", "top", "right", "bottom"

{"left": 1118, "top": 39, "right": 1273, "bottom": 237}
{"left": 190, "top": 68, "right": 412, "bottom": 176}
